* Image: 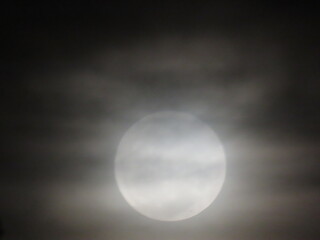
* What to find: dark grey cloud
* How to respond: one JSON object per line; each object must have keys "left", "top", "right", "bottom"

{"left": 2, "top": 2, "right": 319, "bottom": 239}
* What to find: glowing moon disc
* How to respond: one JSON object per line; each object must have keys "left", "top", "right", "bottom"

{"left": 115, "top": 112, "right": 226, "bottom": 221}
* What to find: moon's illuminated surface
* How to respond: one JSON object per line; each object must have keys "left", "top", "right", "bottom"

{"left": 115, "top": 111, "right": 226, "bottom": 221}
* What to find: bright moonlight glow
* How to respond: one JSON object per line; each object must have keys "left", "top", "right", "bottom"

{"left": 115, "top": 111, "right": 226, "bottom": 221}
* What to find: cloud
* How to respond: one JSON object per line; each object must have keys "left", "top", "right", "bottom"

{"left": 2, "top": 22, "right": 319, "bottom": 239}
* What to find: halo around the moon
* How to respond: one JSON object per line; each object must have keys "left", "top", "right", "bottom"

{"left": 115, "top": 111, "right": 226, "bottom": 221}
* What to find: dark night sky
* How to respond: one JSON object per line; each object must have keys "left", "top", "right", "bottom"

{"left": 2, "top": 1, "right": 320, "bottom": 239}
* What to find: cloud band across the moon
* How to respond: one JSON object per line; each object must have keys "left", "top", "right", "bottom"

{"left": 115, "top": 112, "right": 226, "bottom": 221}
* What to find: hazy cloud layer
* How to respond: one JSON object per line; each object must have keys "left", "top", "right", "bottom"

{"left": 2, "top": 3, "right": 320, "bottom": 240}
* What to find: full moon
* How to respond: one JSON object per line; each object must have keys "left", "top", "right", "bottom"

{"left": 115, "top": 111, "right": 226, "bottom": 221}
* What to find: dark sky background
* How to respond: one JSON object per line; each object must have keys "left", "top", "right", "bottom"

{"left": 2, "top": 1, "right": 320, "bottom": 239}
